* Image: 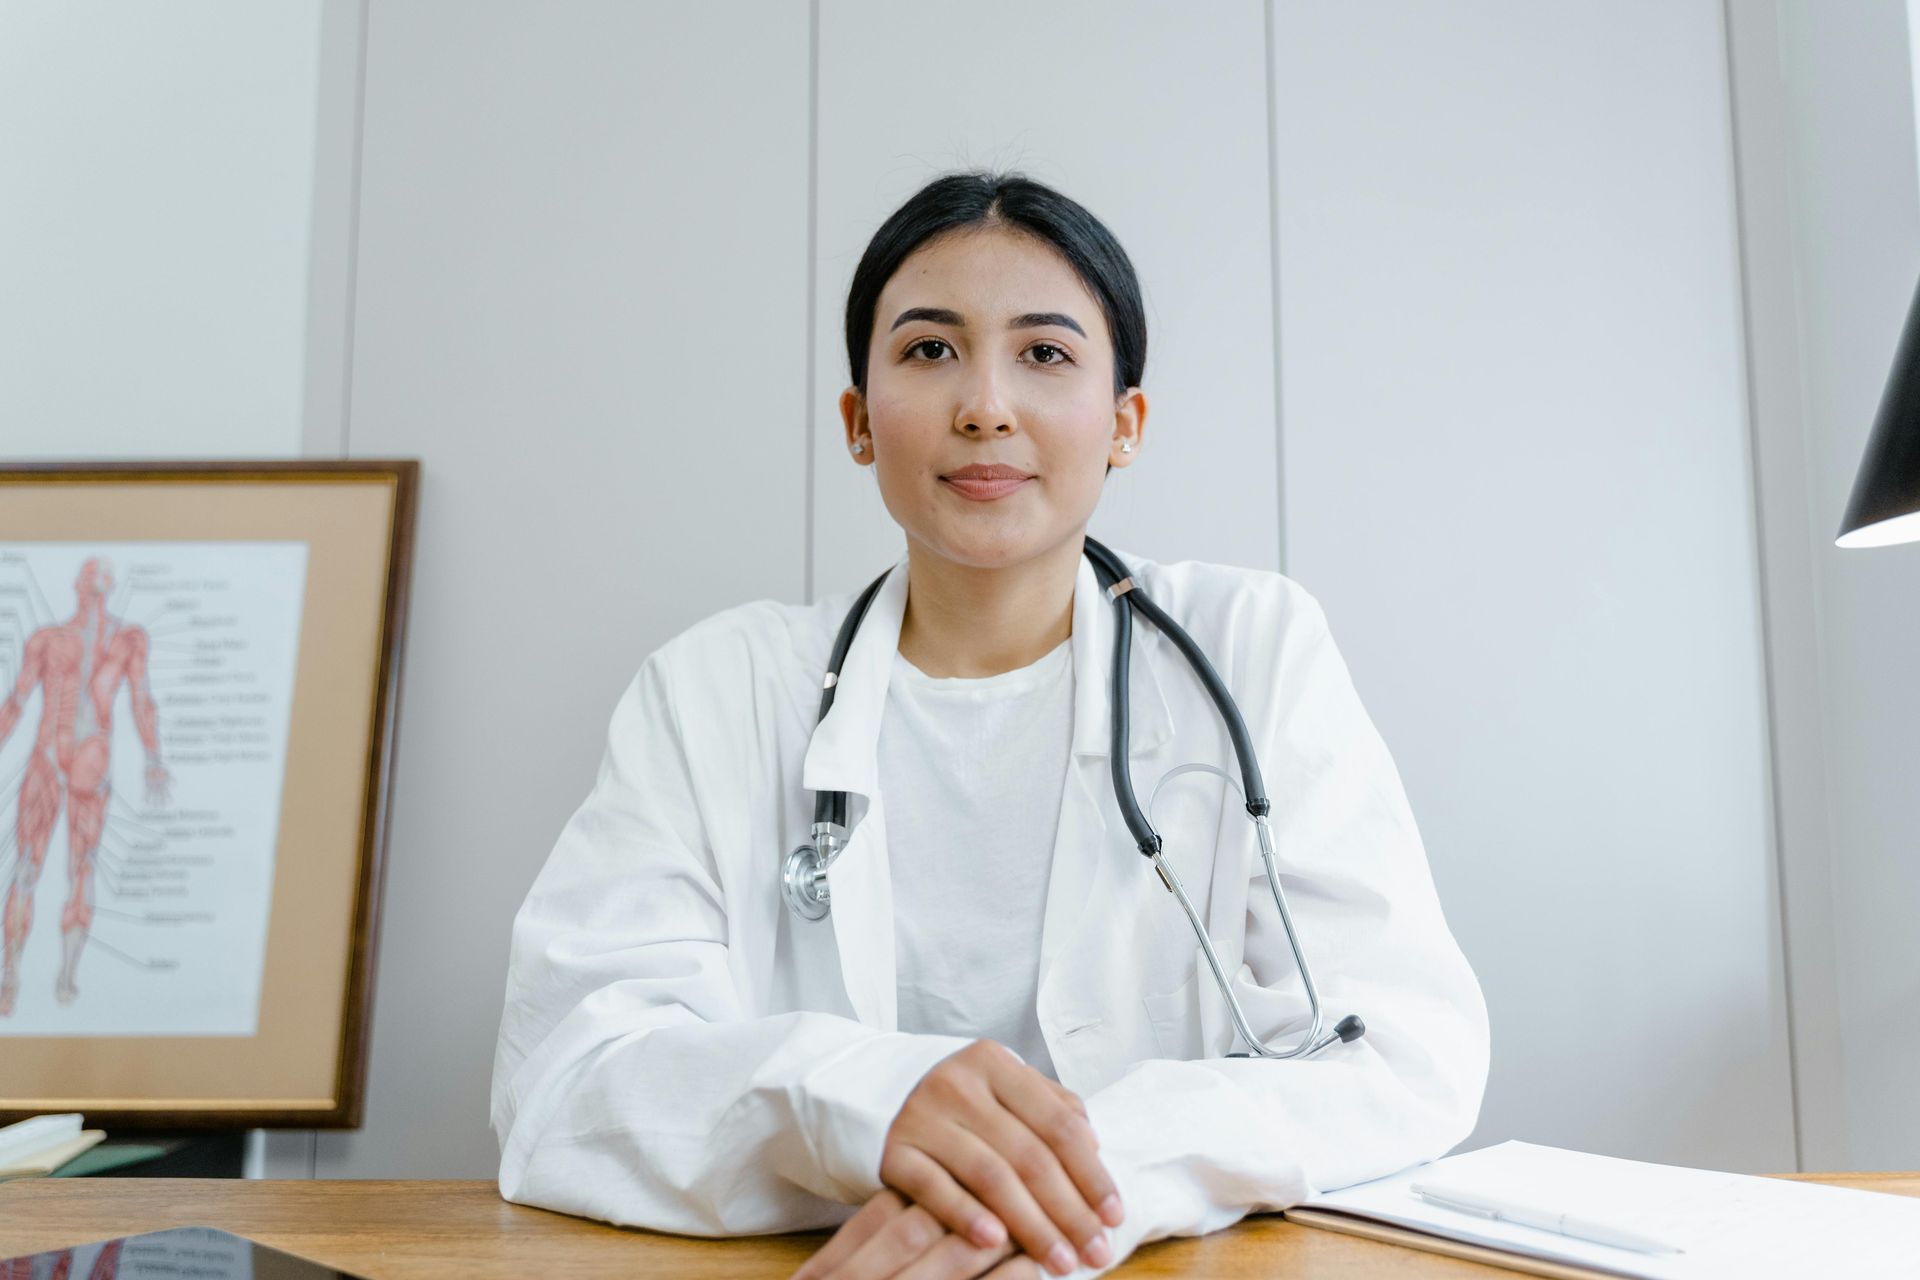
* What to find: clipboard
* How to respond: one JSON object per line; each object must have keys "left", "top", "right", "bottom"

{"left": 1283, "top": 1206, "right": 1636, "bottom": 1280}
{"left": 1283, "top": 1139, "right": 1920, "bottom": 1279}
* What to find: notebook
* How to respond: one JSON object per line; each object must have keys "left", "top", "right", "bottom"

{"left": 0, "top": 1130, "right": 107, "bottom": 1180}
{"left": 0, "top": 1112, "right": 82, "bottom": 1166}
{"left": 1280, "top": 1139, "right": 1920, "bottom": 1279}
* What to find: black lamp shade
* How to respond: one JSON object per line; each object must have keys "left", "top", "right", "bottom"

{"left": 1838, "top": 270, "right": 1920, "bottom": 547}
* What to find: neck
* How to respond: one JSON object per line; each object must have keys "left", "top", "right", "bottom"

{"left": 896, "top": 534, "right": 1082, "bottom": 679}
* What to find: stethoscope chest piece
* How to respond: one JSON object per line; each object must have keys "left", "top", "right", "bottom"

{"left": 783, "top": 821, "right": 845, "bottom": 922}
{"left": 782, "top": 842, "right": 830, "bottom": 920}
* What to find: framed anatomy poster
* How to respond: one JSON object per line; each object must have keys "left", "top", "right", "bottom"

{"left": 0, "top": 460, "right": 418, "bottom": 1128}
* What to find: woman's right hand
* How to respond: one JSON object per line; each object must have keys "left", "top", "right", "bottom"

{"left": 879, "top": 1040, "right": 1125, "bottom": 1277}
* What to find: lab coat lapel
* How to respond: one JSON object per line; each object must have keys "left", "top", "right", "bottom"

{"left": 800, "top": 552, "right": 911, "bottom": 1030}
{"left": 796, "top": 546, "right": 1178, "bottom": 1033}
{"left": 817, "top": 791, "right": 898, "bottom": 1029}
{"left": 1037, "top": 551, "right": 1175, "bottom": 997}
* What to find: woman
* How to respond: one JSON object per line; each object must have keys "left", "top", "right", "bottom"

{"left": 490, "top": 171, "right": 1489, "bottom": 1280}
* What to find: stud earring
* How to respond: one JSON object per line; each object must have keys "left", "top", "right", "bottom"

{"left": 1119, "top": 440, "right": 1134, "bottom": 454}
{"left": 852, "top": 440, "right": 866, "bottom": 454}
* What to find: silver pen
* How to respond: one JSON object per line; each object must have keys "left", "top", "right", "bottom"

{"left": 1408, "top": 1181, "right": 1686, "bottom": 1256}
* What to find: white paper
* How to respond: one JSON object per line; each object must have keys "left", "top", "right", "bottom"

{"left": 1304, "top": 1140, "right": 1920, "bottom": 1278}
{"left": 0, "top": 542, "right": 307, "bottom": 1036}
{"left": 0, "top": 1111, "right": 80, "bottom": 1165}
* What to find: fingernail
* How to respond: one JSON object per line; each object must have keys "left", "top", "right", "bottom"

{"left": 1099, "top": 1193, "right": 1124, "bottom": 1226}
{"left": 1047, "top": 1242, "right": 1075, "bottom": 1275}
{"left": 1085, "top": 1234, "right": 1113, "bottom": 1268}
{"left": 970, "top": 1214, "right": 1005, "bottom": 1248}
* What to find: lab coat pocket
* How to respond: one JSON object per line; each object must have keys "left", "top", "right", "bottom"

{"left": 1141, "top": 966, "right": 1201, "bottom": 1060}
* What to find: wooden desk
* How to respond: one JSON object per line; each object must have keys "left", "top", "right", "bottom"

{"left": 1, "top": 1173, "right": 1915, "bottom": 1278}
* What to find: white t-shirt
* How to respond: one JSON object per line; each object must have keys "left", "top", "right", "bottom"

{"left": 879, "top": 636, "right": 1073, "bottom": 1081}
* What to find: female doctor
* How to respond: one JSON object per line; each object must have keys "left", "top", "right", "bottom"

{"left": 489, "top": 170, "right": 1490, "bottom": 1280}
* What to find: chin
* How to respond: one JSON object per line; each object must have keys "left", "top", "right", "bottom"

{"left": 922, "top": 523, "right": 1055, "bottom": 571}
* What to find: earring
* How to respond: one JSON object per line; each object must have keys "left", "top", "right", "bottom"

{"left": 852, "top": 439, "right": 866, "bottom": 454}
{"left": 1119, "top": 440, "right": 1134, "bottom": 454}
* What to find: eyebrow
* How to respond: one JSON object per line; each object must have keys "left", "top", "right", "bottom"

{"left": 888, "top": 306, "right": 1086, "bottom": 338}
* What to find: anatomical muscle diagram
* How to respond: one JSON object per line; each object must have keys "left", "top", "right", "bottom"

{"left": 0, "top": 557, "right": 169, "bottom": 1015}
{"left": 0, "top": 543, "right": 307, "bottom": 1036}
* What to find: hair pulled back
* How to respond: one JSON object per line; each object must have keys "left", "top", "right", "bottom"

{"left": 843, "top": 170, "right": 1147, "bottom": 400}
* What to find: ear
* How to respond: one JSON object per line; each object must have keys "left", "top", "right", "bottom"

{"left": 1108, "top": 386, "right": 1147, "bottom": 470}
{"left": 839, "top": 386, "right": 873, "bottom": 466}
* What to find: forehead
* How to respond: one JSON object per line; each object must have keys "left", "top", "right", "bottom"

{"left": 878, "top": 227, "right": 1106, "bottom": 331}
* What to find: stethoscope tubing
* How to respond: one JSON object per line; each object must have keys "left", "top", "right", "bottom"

{"left": 784, "top": 537, "right": 1364, "bottom": 1059}
{"left": 1082, "top": 537, "right": 1353, "bottom": 1058}
{"left": 1079, "top": 536, "right": 1269, "bottom": 853}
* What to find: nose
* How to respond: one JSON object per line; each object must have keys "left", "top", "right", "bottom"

{"left": 955, "top": 361, "right": 1015, "bottom": 439}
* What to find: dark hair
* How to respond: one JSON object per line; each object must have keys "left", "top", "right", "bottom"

{"left": 844, "top": 170, "right": 1147, "bottom": 402}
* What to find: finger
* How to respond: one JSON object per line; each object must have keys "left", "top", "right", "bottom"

{"left": 984, "top": 1053, "right": 1116, "bottom": 1222}
{"left": 790, "top": 1191, "right": 904, "bottom": 1280}
{"left": 893, "top": 1229, "right": 1017, "bottom": 1280}
{"left": 995, "top": 1071, "right": 1124, "bottom": 1229}
{"left": 966, "top": 1106, "right": 1110, "bottom": 1274}
{"left": 882, "top": 1142, "right": 1007, "bottom": 1249}
{"left": 792, "top": 1194, "right": 901, "bottom": 1280}
{"left": 1044, "top": 1082, "right": 1096, "bottom": 1150}
{"left": 981, "top": 1257, "right": 1045, "bottom": 1280}
{"left": 1047, "top": 1080, "right": 1087, "bottom": 1118}
{"left": 934, "top": 1122, "right": 1083, "bottom": 1278}
{"left": 830, "top": 1203, "right": 945, "bottom": 1280}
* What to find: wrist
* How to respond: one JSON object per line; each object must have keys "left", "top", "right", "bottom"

{"left": 798, "top": 1031, "right": 976, "bottom": 1202}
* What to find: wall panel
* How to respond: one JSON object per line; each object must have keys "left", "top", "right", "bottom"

{"left": 313, "top": 0, "right": 812, "bottom": 1177}
{"left": 0, "top": 3, "right": 320, "bottom": 459}
{"left": 1272, "top": 0, "right": 1795, "bottom": 1170}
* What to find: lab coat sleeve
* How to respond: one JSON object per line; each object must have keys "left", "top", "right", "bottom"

{"left": 489, "top": 647, "right": 977, "bottom": 1235}
{"left": 1074, "top": 584, "right": 1491, "bottom": 1275}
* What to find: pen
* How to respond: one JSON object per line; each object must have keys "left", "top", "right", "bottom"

{"left": 1407, "top": 1181, "right": 1686, "bottom": 1256}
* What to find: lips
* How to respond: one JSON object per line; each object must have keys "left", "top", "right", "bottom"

{"left": 944, "top": 464, "right": 1033, "bottom": 481}
{"left": 941, "top": 463, "right": 1034, "bottom": 501}
{"left": 936, "top": 475, "right": 1029, "bottom": 498}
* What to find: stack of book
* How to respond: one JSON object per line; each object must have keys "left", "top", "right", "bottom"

{"left": 0, "top": 1114, "right": 107, "bottom": 1181}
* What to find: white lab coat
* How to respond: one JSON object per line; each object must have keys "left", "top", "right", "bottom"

{"left": 489, "top": 546, "right": 1490, "bottom": 1273}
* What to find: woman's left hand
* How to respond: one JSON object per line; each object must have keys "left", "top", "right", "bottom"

{"left": 790, "top": 1188, "right": 1048, "bottom": 1280}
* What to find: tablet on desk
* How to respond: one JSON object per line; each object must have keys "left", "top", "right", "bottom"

{"left": 1, "top": 1225, "right": 372, "bottom": 1280}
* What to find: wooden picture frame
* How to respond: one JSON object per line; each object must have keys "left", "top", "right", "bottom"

{"left": 0, "top": 460, "right": 418, "bottom": 1129}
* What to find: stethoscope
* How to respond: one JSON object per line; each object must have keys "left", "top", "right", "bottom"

{"left": 781, "top": 536, "right": 1366, "bottom": 1060}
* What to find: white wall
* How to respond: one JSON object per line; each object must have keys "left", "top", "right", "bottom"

{"left": 287, "top": 0, "right": 816, "bottom": 1178}
{"left": 1745, "top": 0, "right": 1920, "bottom": 1171}
{"left": 1272, "top": 1, "right": 1794, "bottom": 1171}
{"left": 1819, "top": 0, "right": 1920, "bottom": 1176}
{"left": 0, "top": 2, "right": 322, "bottom": 459}
{"left": 20, "top": 0, "right": 1920, "bottom": 1181}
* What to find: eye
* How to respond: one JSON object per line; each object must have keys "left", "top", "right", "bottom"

{"left": 904, "top": 337, "right": 953, "bottom": 361}
{"left": 1027, "top": 342, "right": 1075, "bottom": 367}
